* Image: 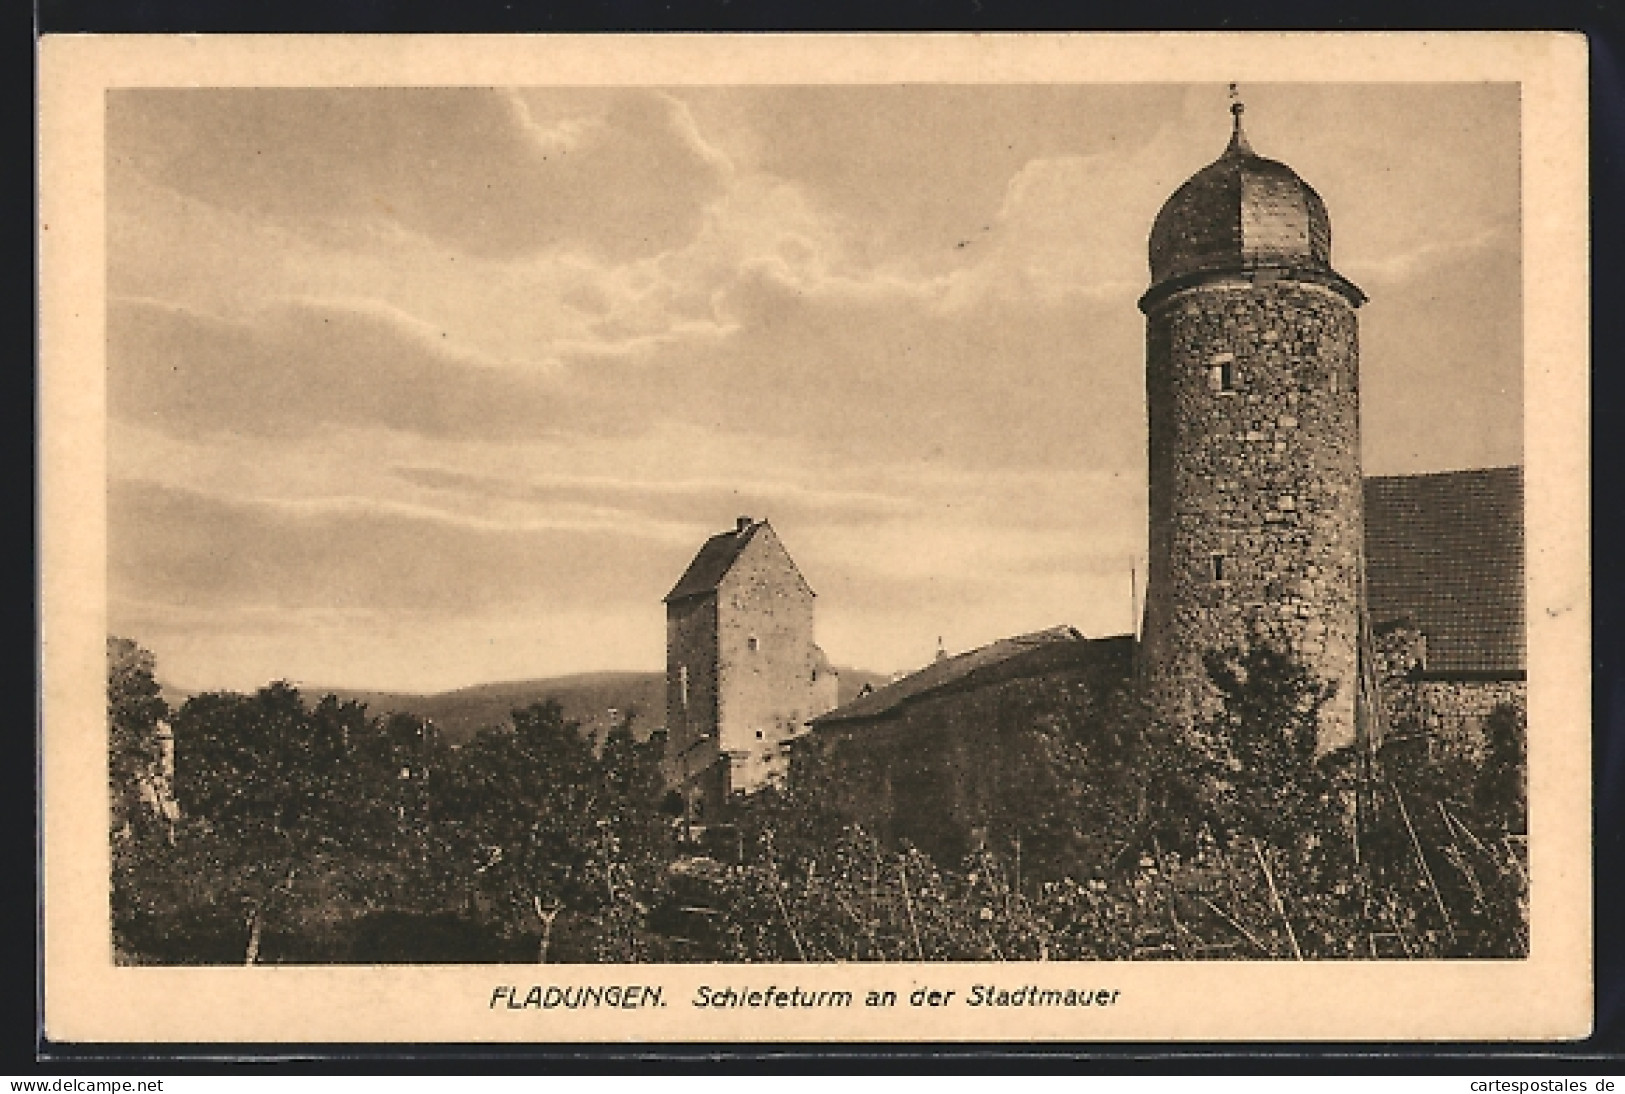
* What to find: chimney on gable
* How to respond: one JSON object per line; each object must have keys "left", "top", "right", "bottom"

{"left": 736, "top": 516, "right": 753, "bottom": 534}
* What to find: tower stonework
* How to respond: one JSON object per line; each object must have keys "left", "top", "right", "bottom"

{"left": 1139, "top": 105, "right": 1366, "bottom": 751}
{"left": 663, "top": 517, "right": 839, "bottom": 813}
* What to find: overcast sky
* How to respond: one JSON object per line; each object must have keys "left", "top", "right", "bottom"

{"left": 106, "top": 82, "right": 1522, "bottom": 693}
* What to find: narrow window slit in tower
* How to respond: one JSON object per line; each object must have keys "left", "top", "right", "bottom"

{"left": 1211, "top": 554, "right": 1226, "bottom": 582}
{"left": 1209, "top": 361, "right": 1236, "bottom": 393}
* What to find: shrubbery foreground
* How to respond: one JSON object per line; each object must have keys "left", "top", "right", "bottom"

{"left": 109, "top": 636, "right": 1527, "bottom": 964}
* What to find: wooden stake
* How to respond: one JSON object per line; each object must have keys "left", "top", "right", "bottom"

{"left": 766, "top": 865, "right": 807, "bottom": 962}
{"left": 1438, "top": 801, "right": 1486, "bottom": 906}
{"left": 1502, "top": 836, "right": 1529, "bottom": 889}
{"left": 1167, "top": 886, "right": 1192, "bottom": 959}
{"left": 1393, "top": 782, "right": 1455, "bottom": 944}
{"left": 899, "top": 859, "right": 925, "bottom": 961}
{"left": 1445, "top": 803, "right": 1494, "bottom": 859}
{"left": 834, "top": 892, "right": 881, "bottom": 958}
{"left": 1252, "top": 837, "right": 1302, "bottom": 960}
{"left": 1198, "top": 893, "right": 1270, "bottom": 956}
{"left": 534, "top": 896, "right": 559, "bottom": 963}
{"left": 1382, "top": 900, "right": 1414, "bottom": 958}
{"left": 244, "top": 907, "right": 262, "bottom": 967}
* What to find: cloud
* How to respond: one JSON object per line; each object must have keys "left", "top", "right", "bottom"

{"left": 99, "top": 230, "right": 1146, "bottom": 468}
{"left": 687, "top": 84, "right": 1186, "bottom": 273}
{"left": 1339, "top": 223, "right": 1516, "bottom": 285}
{"left": 107, "top": 164, "right": 725, "bottom": 371}
{"left": 108, "top": 88, "right": 731, "bottom": 262}
{"left": 109, "top": 295, "right": 584, "bottom": 441}
{"left": 935, "top": 152, "right": 1167, "bottom": 311}
{"left": 109, "top": 478, "right": 683, "bottom": 623}
{"left": 1358, "top": 244, "right": 1522, "bottom": 475}
{"left": 106, "top": 90, "right": 1163, "bottom": 473}
{"left": 390, "top": 464, "right": 923, "bottom": 531}
{"left": 625, "top": 259, "right": 1147, "bottom": 471}
{"left": 102, "top": 84, "right": 1524, "bottom": 692}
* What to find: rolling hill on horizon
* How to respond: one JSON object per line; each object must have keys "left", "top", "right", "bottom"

{"left": 161, "top": 666, "right": 893, "bottom": 749}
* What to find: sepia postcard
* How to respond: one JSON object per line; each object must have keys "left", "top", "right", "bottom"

{"left": 39, "top": 33, "right": 1591, "bottom": 1044}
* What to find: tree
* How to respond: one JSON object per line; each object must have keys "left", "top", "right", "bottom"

{"left": 598, "top": 709, "right": 669, "bottom": 859}
{"left": 1143, "top": 641, "right": 1372, "bottom": 958}
{"left": 347, "top": 711, "right": 445, "bottom": 891}
{"left": 980, "top": 715, "right": 1097, "bottom": 883}
{"left": 1198, "top": 641, "right": 1340, "bottom": 850}
{"left": 434, "top": 701, "right": 610, "bottom": 958}
{"left": 167, "top": 683, "right": 379, "bottom": 963}
{"left": 1474, "top": 702, "right": 1526, "bottom": 834}
{"left": 107, "top": 636, "right": 169, "bottom": 840}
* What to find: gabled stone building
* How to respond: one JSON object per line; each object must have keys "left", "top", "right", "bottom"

{"left": 663, "top": 517, "right": 839, "bottom": 813}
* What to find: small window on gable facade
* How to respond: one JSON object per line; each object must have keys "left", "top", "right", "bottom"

{"left": 678, "top": 665, "right": 689, "bottom": 709}
{"left": 747, "top": 635, "right": 760, "bottom": 652}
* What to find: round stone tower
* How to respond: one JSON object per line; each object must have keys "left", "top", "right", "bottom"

{"left": 1139, "top": 101, "right": 1366, "bottom": 752}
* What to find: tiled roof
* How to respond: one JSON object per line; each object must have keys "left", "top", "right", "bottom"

{"left": 664, "top": 521, "right": 760, "bottom": 603}
{"left": 1148, "top": 114, "right": 1338, "bottom": 290}
{"left": 1364, "top": 466, "right": 1525, "bottom": 675}
{"left": 810, "top": 627, "right": 1130, "bottom": 727}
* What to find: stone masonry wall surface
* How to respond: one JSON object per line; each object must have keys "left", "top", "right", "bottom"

{"left": 1143, "top": 276, "right": 1363, "bottom": 751}
{"left": 799, "top": 660, "right": 1127, "bottom": 865}
{"left": 664, "top": 596, "right": 720, "bottom": 793}
{"left": 716, "top": 525, "right": 825, "bottom": 794}
{"left": 1410, "top": 679, "right": 1526, "bottom": 763}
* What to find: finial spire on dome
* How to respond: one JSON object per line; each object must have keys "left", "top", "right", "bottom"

{"left": 1226, "top": 83, "right": 1253, "bottom": 155}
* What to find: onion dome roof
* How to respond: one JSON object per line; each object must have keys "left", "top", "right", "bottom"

{"left": 1147, "top": 103, "right": 1359, "bottom": 303}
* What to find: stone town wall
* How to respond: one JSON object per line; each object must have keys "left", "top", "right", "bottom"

{"left": 797, "top": 651, "right": 1132, "bottom": 868}
{"left": 1371, "top": 623, "right": 1524, "bottom": 761}
{"left": 1404, "top": 678, "right": 1526, "bottom": 764}
{"left": 1142, "top": 276, "right": 1363, "bottom": 751}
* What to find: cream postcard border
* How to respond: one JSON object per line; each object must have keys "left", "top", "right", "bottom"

{"left": 39, "top": 32, "right": 1591, "bottom": 1043}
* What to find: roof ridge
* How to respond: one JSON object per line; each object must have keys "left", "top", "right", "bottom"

{"left": 811, "top": 626, "right": 1099, "bottom": 727}
{"left": 662, "top": 519, "right": 762, "bottom": 603}
{"left": 1367, "top": 464, "right": 1522, "bottom": 482}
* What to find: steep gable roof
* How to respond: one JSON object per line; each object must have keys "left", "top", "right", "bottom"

{"left": 1364, "top": 466, "right": 1524, "bottom": 675}
{"left": 811, "top": 626, "right": 1130, "bottom": 728}
{"left": 664, "top": 519, "right": 763, "bottom": 603}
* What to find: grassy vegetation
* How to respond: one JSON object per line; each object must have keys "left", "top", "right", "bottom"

{"left": 111, "top": 636, "right": 1526, "bottom": 964}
